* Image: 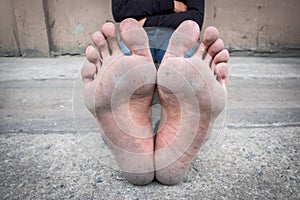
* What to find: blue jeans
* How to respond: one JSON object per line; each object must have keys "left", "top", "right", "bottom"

{"left": 119, "top": 27, "right": 196, "bottom": 65}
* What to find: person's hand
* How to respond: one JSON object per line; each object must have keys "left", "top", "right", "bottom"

{"left": 174, "top": 0, "right": 187, "bottom": 13}
{"left": 138, "top": 18, "right": 146, "bottom": 26}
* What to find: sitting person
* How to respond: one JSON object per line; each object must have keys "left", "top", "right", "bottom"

{"left": 81, "top": 0, "right": 229, "bottom": 185}
{"left": 113, "top": 0, "right": 205, "bottom": 64}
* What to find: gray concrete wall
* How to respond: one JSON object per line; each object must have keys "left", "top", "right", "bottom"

{"left": 0, "top": 0, "right": 299, "bottom": 57}
{"left": 0, "top": 0, "right": 20, "bottom": 56}
{"left": 13, "top": 0, "right": 50, "bottom": 57}
{"left": 204, "top": 0, "right": 300, "bottom": 53}
{"left": 46, "top": 0, "right": 113, "bottom": 56}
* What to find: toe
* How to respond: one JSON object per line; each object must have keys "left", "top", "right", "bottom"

{"left": 81, "top": 61, "right": 96, "bottom": 83}
{"left": 215, "top": 62, "right": 228, "bottom": 85}
{"left": 195, "top": 26, "right": 219, "bottom": 57}
{"left": 202, "top": 26, "right": 219, "bottom": 48}
{"left": 82, "top": 46, "right": 99, "bottom": 83}
{"left": 92, "top": 31, "right": 109, "bottom": 58}
{"left": 101, "top": 22, "right": 122, "bottom": 55}
{"left": 207, "top": 38, "right": 224, "bottom": 58}
{"left": 120, "top": 18, "right": 152, "bottom": 58}
{"left": 214, "top": 49, "right": 230, "bottom": 64}
{"left": 85, "top": 45, "right": 101, "bottom": 71}
{"left": 163, "top": 20, "right": 200, "bottom": 60}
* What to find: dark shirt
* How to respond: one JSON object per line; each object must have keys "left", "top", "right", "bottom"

{"left": 112, "top": 0, "right": 205, "bottom": 30}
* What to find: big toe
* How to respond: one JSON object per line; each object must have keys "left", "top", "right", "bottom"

{"left": 163, "top": 20, "right": 200, "bottom": 60}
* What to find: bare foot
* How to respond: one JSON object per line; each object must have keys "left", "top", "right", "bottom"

{"left": 155, "top": 20, "right": 229, "bottom": 185}
{"left": 81, "top": 18, "right": 156, "bottom": 185}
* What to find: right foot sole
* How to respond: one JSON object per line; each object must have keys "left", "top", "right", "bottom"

{"left": 155, "top": 21, "right": 228, "bottom": 185}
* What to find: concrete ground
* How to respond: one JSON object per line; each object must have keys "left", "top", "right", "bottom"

{"left": 0, "top": 56, "right": 299, "bottom": 199}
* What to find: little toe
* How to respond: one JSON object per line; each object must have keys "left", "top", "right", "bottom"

{"left": 215, "top": 62, "right": 229, "bottom": 85}
{"left": 212, "top": 49, "right": 229, "bottom": 84}
{"left": 163, "top": 20, "right": 200, "bottom": 60}
{"left": 120, "top": 18, "right": 152, "bottom": 58}
{"left": 85, "top": 45, "right": 101, "bottom": 71}
{"left": 81, "top": 61, "right": 96, "bottom": 83}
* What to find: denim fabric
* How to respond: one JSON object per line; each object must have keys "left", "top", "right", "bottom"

{"left": 119, "top": 27, "right": 196, "bottom": 65}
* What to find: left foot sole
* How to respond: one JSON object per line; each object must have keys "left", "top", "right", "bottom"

{"left": 82, "top": 19, "right": 156, "bottom": 185}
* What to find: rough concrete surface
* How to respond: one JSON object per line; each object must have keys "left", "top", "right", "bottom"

{"left": 0, "top": 56, "right": 299, "bottom": 199}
